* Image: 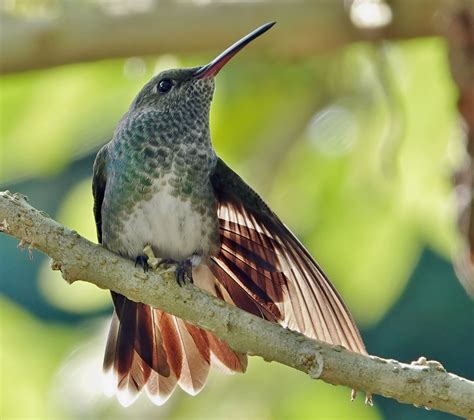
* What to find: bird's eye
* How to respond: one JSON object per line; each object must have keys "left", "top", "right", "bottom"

{"left": 157, "top": 79, "right": 173, "bottom": 94}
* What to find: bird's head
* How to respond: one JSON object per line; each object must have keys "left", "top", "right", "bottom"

{"left": 128, "top": 22, "right": 275, "bottom": 124}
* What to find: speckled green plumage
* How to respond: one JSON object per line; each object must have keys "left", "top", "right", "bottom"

{"left": 93, "top": 68, "right": 219, "bottom": 259}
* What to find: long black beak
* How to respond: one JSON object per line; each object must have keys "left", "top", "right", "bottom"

{"left": 193, "top": 22, "right": 276, "bottom": 79}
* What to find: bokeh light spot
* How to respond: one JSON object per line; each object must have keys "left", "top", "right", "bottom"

{"left": 307, "top": 101, "right": 359, "bottom": 156}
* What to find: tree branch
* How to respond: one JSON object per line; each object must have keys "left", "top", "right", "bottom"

{"left": 0, "top": 190, "right": 473, "bottom": 418}
{"left": 0, "top": 0, "right": 444, "bottom": 74}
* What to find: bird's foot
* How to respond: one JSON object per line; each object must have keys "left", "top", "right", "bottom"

{"left": 176, "top": 259, "right": 193, "bottom": 286}
{"left": 158, "top": 258, "right": 193, "bottom": 286}
{"left": 135, "top": 255, "right": 150, "bottom": 272}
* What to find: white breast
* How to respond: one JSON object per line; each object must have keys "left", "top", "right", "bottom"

{"left": 117, "top": 181, "right": 212, "bottom": 261}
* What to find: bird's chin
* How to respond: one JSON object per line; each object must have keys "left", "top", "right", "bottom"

{"left": 196, "top": 77, "right": 215, "bottom": 92}
{"left": 190, "top": 78, "right": 215, "bottom": 104}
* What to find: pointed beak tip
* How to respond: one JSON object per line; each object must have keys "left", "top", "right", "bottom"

{"left": 193, "top": 21, "right": 276, "bottom": 80}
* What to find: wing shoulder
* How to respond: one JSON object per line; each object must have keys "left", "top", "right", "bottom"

{"left": 211, "top": 158, "right": 273, "bottom": 218}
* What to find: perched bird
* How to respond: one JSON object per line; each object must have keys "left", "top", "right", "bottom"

{"left": 92, "top": 22, "right": 366, "bottom": 406}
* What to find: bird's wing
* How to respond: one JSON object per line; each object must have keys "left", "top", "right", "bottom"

{"left": 92, "top": 144, "right": 108, "bottom": 244}
{"left": 209, "top": 158, "right": 366, "bottom": 354}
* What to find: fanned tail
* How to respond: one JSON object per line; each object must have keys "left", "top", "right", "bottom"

{"left": 103, "top": 289, "right": 247, "bottom": 406}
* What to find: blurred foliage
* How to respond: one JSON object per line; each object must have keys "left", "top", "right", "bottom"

{"left": 0, "top": 299, "right": 82, "bottom": 418}
{"left": 0, "top": 20, "right": 472, "bottom": 420}
{"left": 0, "top": 60, "right": 148, "bottom": 181}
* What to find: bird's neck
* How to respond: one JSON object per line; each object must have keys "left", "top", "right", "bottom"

{"left": 110, "top": 108, "right": 217, "bottom": 189}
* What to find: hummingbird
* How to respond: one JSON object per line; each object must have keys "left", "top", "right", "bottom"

{"left": 92, "top": 22, "right": 366, "bottom": 406}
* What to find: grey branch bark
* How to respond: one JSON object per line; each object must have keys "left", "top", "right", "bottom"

{"left": 0, "top": 0, "right": 444, "bottom": 74}
{"left": 1, "top": 190, "right": 473, "bottom": 418}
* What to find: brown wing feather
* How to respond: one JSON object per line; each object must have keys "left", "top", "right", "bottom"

{"left": 173, "top": 318, "right": 210, "bottom": 395}
{"left": 103, "top": 311, "right": 119, "bottom": 373}
{"left": 207, "top": 332, "right": 247, "bottom": 373}
{"left": 209, "top": 257, "right": 281, "bottom": 321}
{"left": 144, "top": 308, "right": 177, "bottom": 405}
{"left": 145, "top": 368, "right": 178, "bottom": 406}
{"left": 158, "top": 312, "right": 183, "bottom": 378}
{"left": 193, "top": 265, "right": 248, "bottom": 374}
{"left": 113, "top": 294, "right": 137, "bottom": 385}
{"left": 210, "top": 158, "right": 366, "bottom": 354}
{"left": 104, "top": 294, "right": 146, "bottom": 406}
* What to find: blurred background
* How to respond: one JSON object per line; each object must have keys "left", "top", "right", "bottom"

{"left": 1, "top": 0, "right": 474, "bottom": 419}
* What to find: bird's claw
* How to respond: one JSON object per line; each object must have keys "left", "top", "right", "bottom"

{"left": 158, "top": 258, "right": 193, "bottom": 286}
{"left": 176, "top": 259, "right": 193, "bottom": 286}
{"left": 135, "top": 255, "right": 150, "bottom": 272}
